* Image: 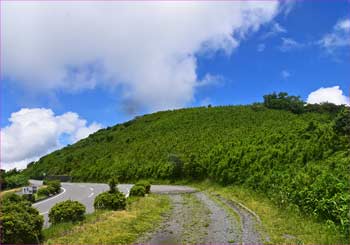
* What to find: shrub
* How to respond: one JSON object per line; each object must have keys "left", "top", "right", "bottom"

{"left": 47, "top": 180, "right": 61, "bottom": 194}
{"left": 108, "top": 178, "right": 118, "bottom": 193}
{"left": 46, "top": 185, "right": 57, "bottom": 195}
{"left": 129, "top": 185, "right": 146, "bottom": 197}
{"left": 23, "top": 194, "right": 35, "bottom": 203}
{"left": 37, "top": 187, "right": 50, "bottom": 197}
{"left": 1, "top": 192, "right": 24, "bottom": 204}
{"left": 94, "top": 191, "right": 126, "bottom": 210}
{"left": 48, "top": 200, "right": 86, "bottom": 224}
{"left": 0, "top": 193, "right": 43, "bottom": 244}
{"left": 135, "top": 180, "right": 151, "bottom": 194}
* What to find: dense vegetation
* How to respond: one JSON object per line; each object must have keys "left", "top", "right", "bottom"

{"left": 0, "top": 193, "right": 43, "bottom": 244}
{"left": 129, "top": 185, "right": 146, "bottom": 197}
{"left": 36, "top": 180, "right": 61, "bottom": 201}
{"left": 0, "top": 168, "right": 29, "bottom": 190}
{"left": 49, "top": 200, "right": 86, "bottom": 224}
{"left": 136, "top": 180, "right": 151, "bottom": 194}
{"left": 23, "top": 94, "right": 350, "bottom": 236}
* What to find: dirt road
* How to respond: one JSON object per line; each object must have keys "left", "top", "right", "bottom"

{"left": 138, "top": 187, "right": 265, "bottom": 244}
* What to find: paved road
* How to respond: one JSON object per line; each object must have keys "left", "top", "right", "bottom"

{"left": 30, "top": 180, "right": 133, "bottom": 227}
{"left": 30, "top": 180, "right": 196, "bottom": 227}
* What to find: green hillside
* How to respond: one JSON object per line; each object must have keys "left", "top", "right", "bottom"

{"left": 24, "top": 101, "right": 349, "bottom": 235}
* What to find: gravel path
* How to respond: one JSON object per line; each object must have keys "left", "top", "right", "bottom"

{"left": 139, "top": 192, "right": 241, "bottom": 244}
{"left": 216, "top": 195, "right": 264, "bottom": 244}
{"left": 195, "top": 192, "right": 240, "bottom": 243}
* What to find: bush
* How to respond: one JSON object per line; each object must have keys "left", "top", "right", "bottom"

{"left": 1, "top": 192, "right": 24, "bottom": 204}
{"left": 94, "top": 191, "right": 126, "bottom": 210}
{"left": 135, "top": 180, "right": 151, "bottom": 194}
{"left": 23, "top": 194, "right": 35, "bottom": 203}
{"left": 0, "top": 193, "right": 43, "bottom": 244}
{"left": 129, "top": 185, "right": 146, "bottom": 197}
{"left": 37, "top": 187, "right": 50, "bottom": 197}
{"left": 47, "top": 180, "right": 61, "bottom": 194}
{"left": 108, "top": 178, "right": 118, "bottom": 193}
{"left": 48, "top": 200, "right": 86, "bottom": 224}
{"left": 46, "top": 185, "right": 57, "bottom": 195}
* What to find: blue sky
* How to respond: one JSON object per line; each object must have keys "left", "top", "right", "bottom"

{"left": 1, "top": 1, "right": 350, "bottom": 169}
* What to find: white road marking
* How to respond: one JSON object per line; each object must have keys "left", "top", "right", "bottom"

{"left": 88, "top": 192, "right": 94, "bottom": 198}
{"left": 33, "top": 187, "right": 66, "bottom": 206}
{"left": 40, "top": 211, "right": 48, "bottom": 215}
{"left": 90, "top": 187, "right": 94, "bottom": 191}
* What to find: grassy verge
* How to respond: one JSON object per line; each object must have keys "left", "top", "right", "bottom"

{"left": 44, "top": 194, "right": 171, "bottom": 244}
{"left": 193, "top": 181, "right": 347, "bottom": 244}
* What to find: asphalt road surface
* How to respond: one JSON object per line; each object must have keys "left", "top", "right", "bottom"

{"left": 30, "top": 180, "right": 196, "bottom": 227}
{"left": 30, "top": 180, "right": 133, "bottom": 227}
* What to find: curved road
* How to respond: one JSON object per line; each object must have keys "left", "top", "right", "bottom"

{"left": 30, "top": 180, "right": 133, "bottom": 227}
{"left": 30, "top": 180, "right": 195, "bottom": 227}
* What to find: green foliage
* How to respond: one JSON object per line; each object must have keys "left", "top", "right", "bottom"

{"left": 334, "top": 107, "right": 350, "bottom": 136}
{"left": 37, "top": 187, "right": 50, "bottom": 197}
{"left": 108, "top": 178, "right": 118, "bottom": 193}
{"left": 23, "top": 193, "right": 35, "bottom": 203}
{"left": 48, "top": 200, "right": 86, "bottom": 224}
{"left": 129, "top": 185, "right": 146, "bottom": 197}
{"left": 47, "top": 180, "right": 61, "bottom": 194}
{"left": 37, "top": 180, "right": 61, "bottom": 199}
{"left": 44, "top": 195, "right": 171, "bottom": 244}
{"left": 263, "top": 92, "right": 305, "bottom": 114}
{"left": 23, "top": 101, "right": 350, "bottom": 235}
{"left": 136, "top": 180, "right": 151, "bottom": 194}
{"left": 0, "top": 169, "right": 29, "bottom": 190}
{"left": 93, "top": 191, "right": 126, "bottom": 210}
{"left": 305, "top": 102, "right": 344, "bottom": 115}
{"left": 0, "top": 193, "right": 43, "bottom": 244}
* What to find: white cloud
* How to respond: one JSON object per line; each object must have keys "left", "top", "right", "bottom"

{"left": 257, "top": 43, "right": 266, "bottom": 52}
{"left": 307, "top": 86, "right": 349, "bottom": 105}
{"left": 197, "top": 74, "right": 225, "bottom": 88}
{"left": 1, "top": 108, "right": 102, "bottom": 170}
{"left": 281, "top": 70, "right": 291, "bottom": 79}
{"left": 318, "top": 18, "right": 350, "bottom": 53}
{"left": 279, "top": 37, "right": 303, "bottom": 52}
{"left": 2, "top": 1, "right": 280, "bottom": 111}
{"left": 261, "top": 22, "right": 287, "bottom": 39}
{"left": 280, "top": 0, "right": 297, "bottom": 17}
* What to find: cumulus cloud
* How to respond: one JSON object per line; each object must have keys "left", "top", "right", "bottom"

{"left": 1, "top": 108, "right": 102, "bottom": 170}
{"left": 2, "top": 1, "right": 280, "bottom": 111}
{"left": 318, "top": 18, "right": 350, "bottom": 53}
{"left": 307, "top": 86, "right": 349, "bottom": 105}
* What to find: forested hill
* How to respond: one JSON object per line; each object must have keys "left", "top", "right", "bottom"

{"left": 23, "top": 95, "right": 349, "bottom": 233}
